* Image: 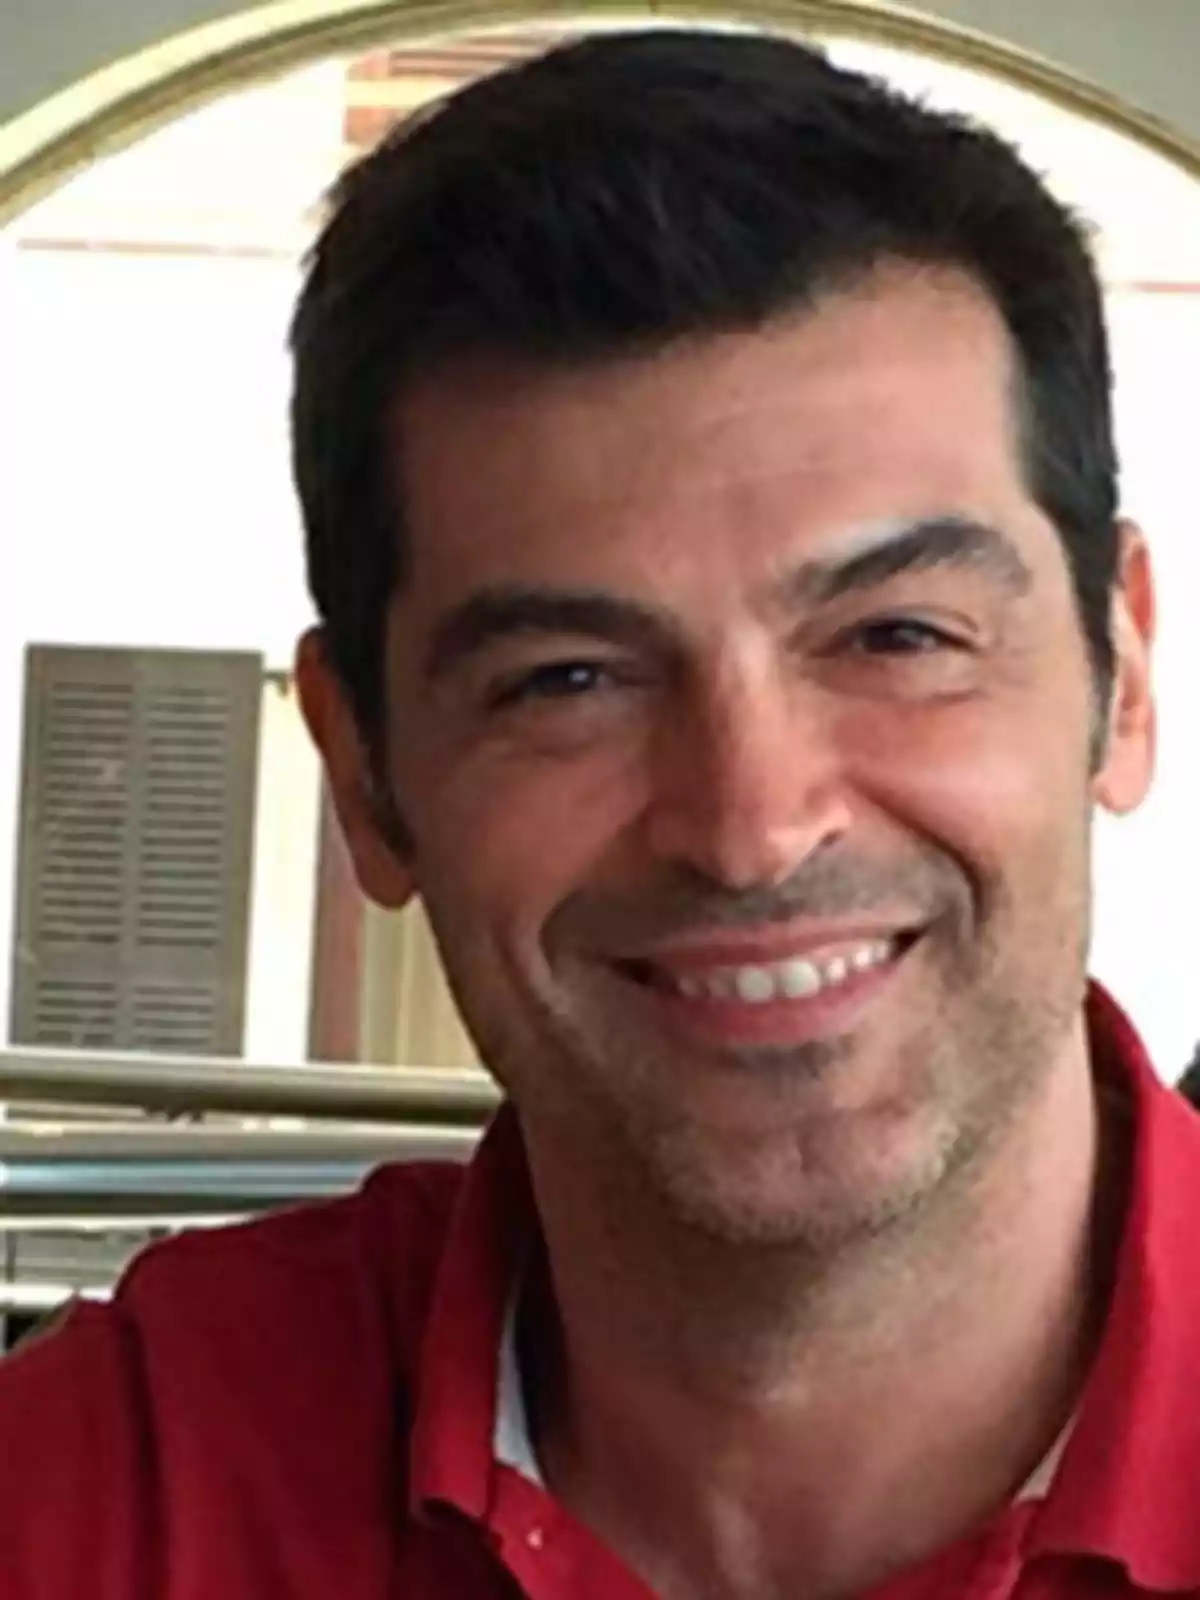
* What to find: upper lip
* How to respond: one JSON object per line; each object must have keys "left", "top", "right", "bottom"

{"left": 617, "top": 922, "right": 922, "bottom": 973}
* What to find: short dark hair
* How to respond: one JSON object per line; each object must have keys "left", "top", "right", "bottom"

{"left": 291, "top": 28, "right": 1119, "bottom": 742}
{"left": 1179, "top": 1043, "right": 1200, "bottom": 1106}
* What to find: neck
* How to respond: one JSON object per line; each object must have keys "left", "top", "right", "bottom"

{"left": 521, "top": 1032, "right": 1120, "bottom": 1600}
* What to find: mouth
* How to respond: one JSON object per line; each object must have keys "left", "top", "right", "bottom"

{"left": 613, "top": 930, "right": 922, "bottom": 1047}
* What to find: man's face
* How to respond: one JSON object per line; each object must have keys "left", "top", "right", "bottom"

{"left": 312, "top": 266, "right": 1154, "bottom": 1248}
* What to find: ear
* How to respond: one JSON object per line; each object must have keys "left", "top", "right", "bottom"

{"left": 294, "top": 628, "right": 415, "bottom": 910}
{"left": 1092, "top": 520, "right": 1155, "bottom": 816}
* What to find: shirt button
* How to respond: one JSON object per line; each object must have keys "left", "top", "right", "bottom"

{"left": 527, "top": 1527, "right": 545, "bottom": 1551}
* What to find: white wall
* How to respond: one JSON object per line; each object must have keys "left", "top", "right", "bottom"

{"left": 0, "top": 243, "right": 320, "bottom": 1059}
{"left": 0, "top": 249, "right": 310, "bottom": 655}
{"left": 1092, "top": 289, "right": 1200, "bottom": 1075}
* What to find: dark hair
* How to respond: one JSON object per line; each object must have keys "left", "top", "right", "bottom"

{"left": 1179, "top": 1043, "right": 1200, "bottom": 1106}
{"left": 291, "top": 28, "right": 1119, "bottom": 742}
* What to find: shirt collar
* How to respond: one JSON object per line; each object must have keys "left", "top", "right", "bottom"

{"left": 408, "top": 982, "right": 1200, "bottom": 1588}
{"left": 408, "top": 1100, "right": 533, "bottom": 1521}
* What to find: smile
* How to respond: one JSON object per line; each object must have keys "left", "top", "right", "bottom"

{"left": 617, "top": 927, "right": 919, "bottom": 1026}
{"left": 666, "top": 939, "right": 896, "bottom": 1004}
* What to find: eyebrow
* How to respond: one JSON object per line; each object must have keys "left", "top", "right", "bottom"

{"left": 781, "top": 515, "right": 1034, "bottom": 608}
{"left": 422, "top": 516, "right": 1034, "bottom": 684}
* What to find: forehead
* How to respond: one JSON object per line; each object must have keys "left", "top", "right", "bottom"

{"left": 393, "top": 265, "right": 1036, "bottom": 594}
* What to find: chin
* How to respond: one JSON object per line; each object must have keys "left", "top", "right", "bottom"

{"left": 646, "top": 1114, "right": 961, "bottom": 1252}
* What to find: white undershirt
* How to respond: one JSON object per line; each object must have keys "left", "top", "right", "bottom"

{"left": 494, "top": 1275, "right": 545, "bottom": 1485}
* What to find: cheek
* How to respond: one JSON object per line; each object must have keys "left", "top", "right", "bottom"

{"left": 400, "top": 739, "right": 650, "bottom": 947}
{"left": 843, "top": 689, "right": 1092, "bottom": 885}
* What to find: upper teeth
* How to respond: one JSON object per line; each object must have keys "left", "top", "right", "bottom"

{"left": 674, "top": 941, "right": 893, "bottom": 1004}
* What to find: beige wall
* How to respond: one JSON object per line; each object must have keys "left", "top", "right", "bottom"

{"left": 244, "top": 683, "right": 321, "bottom": 1063}
{"left": 1, "top": 2, "right": 1199, "bottom": 153}
{"left": 359, "top": 902, "right": 478, "bottom": 1070}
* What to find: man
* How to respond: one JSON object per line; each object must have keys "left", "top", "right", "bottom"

{"left": 0, "top": 27, "right": 1191, "bottom": 1600}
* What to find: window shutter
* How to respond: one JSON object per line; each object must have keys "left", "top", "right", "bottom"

{"left": 10, "top": 646, "right": 262, "bottom": 1056}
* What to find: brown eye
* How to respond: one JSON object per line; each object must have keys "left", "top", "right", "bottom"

{"left": 848, "top": 618, "right": 960, "bottom": 656}
{"left": 489, "top": 660, "right": 613, "bottom": 709}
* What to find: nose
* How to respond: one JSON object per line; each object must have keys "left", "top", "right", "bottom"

{"left": 643, "top": 656, "right": 852, "bottom": 891}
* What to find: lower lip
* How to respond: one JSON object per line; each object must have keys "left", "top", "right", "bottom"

{"left": 630, "top": 953, "right": 904, "bottom": 1049}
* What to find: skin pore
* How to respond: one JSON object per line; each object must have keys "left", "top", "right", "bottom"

{"left": 298, "top": 264, "right": 1155, "bottom": 1600}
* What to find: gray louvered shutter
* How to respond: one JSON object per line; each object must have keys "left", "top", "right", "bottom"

{"left": 10, "top": 646, "right": 262, "bottom": 1056}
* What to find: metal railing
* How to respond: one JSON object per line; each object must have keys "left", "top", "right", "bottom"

{"left": 0, "top": 1122, "right": 481, "bottom": 1219}
{"left": 0, "top": 1051, "right": 497, "bottom": 1333}
{"left": 0, "top": 1047, "right": 498, "bottom": 1125}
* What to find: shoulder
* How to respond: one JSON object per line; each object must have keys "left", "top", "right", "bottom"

{"left": 117, "top": 1155, "right": 466, "bottom": 1340}
{"left": 115, "top": 1154, "right": 467, "bottom": 1394}
{"left": 0, "top": 1158, "right": 468, "bottom": 1600}
{"left": 0, "top": 1297, "right": 157, "bottom": 1598}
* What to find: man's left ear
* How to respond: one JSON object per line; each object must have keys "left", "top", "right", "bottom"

{"left": 1092, "top": 519, "right": 1156, "bottom": 816}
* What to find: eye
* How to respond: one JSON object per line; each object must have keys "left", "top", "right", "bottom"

{"left": 843, "top": 617, "right": 963, "bottom": 656}
{"left": 487, "top": 659, "right": 616, "bottom": 709}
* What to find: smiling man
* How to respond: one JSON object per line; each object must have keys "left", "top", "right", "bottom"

{"left": 1, "top": 28, "right": 1196, "bottom": 1600}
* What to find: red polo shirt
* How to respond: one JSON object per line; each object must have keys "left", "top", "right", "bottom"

{"left": 2, "top": 983, "right": 1200, "bottom": 1599}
